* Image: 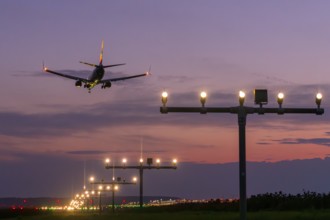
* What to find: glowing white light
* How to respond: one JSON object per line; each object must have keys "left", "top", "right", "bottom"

{"left": 162, "top": 91, "right": 168, "bottom": 98}
{"left": 316, "top": 93, "right": 323, "bottom": 100}
{"left": 239, "top": 91, "right": 246, "bottom": 98}
{"left": 200, "top": 91, "right": 207, "bottom": 98}
{"left": 278, "top": 92, "right": 284, "bottom": 99}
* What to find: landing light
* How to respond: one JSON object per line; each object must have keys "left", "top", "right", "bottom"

{"left": 277, "top": 92, "right": 284, "bottom": 107}
{"left": 162, "top": 91, "right": 168, "bottom": 98}
{"left": 162, "top": 91, "right": 168, "bottom": 106}
{"left": 239, "top": 91, "right": 245, "bottom": 106}
{"left": 316, "top": 93, "right": 322, "bottom": 108}
{"left": 239, "top": 91, "right": 246, "bottom": 98}
{"left": 200, "top": 91, "right": 207, "bottom": 107}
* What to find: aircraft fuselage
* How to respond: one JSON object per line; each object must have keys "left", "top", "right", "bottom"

{"left": 85, "top": 66, "right": 105, "bottom": 90}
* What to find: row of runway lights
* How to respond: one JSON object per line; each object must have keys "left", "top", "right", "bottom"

{"left": 77, "top": 158, "right": 178, "bottom": 197}
{"left": 161, "top": 91, "right": 323, "bottom": 108}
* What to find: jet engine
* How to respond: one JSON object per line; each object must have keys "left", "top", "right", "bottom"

{"left": 101, "top": 81, "right": 112, "bottom": 89}
{"left": 75, "top": 80, "right": 82, "bottom": 87}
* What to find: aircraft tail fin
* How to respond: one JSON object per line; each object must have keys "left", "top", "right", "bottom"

{"left": 99, "top": 40, "right": 104, "bottom": 65}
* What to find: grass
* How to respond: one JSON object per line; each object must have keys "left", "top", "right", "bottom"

{"left": 5, "top": 210, "right": 330, "bottom": 220}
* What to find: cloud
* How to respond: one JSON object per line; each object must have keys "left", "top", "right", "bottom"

{"left": 0, "top": 82, "right": 328, "bottom": 139}
{"left": 66, "top": 149, "right": 167, "bottom": 155}
{"left": 66, "top": 150, "right": 108, "bottom": 155}
{"left": 278, "top": 138, "right": 330, "bottom": 147}
{"left": 256, "top": 142, "right": 272, "bottom": 145}
{"left": 2, "top": 152, "right": 330, "bottom": 198}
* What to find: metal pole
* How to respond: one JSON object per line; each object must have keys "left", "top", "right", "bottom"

{"left": 238, "top": 108, "right": 247, "bottom": 220}
{"left": 99, "top": 193, "right": 101, "bottom": 214}
{"left": 139, "top": 167, "right": 144, "bottom": 208}
{"left": 112, "top": 188, "right": 115, "bottom": 213}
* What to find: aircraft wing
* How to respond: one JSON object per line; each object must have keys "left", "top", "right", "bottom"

{"left": 100, "top": 72, "right": 148, "bottom": 83}
{"left": 44, "top": 68, "right": 89, "bottom": 82}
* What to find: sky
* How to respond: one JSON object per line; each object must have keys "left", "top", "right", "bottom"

{"left": 1, "top": 0, "right": 330, "bottom": 199}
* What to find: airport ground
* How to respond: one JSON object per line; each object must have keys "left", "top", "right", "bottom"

{"left": 2, "top": 210, "right": 330, "bottom": 220}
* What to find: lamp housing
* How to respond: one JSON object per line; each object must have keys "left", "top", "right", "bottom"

{"left": 254, "top": 89, "right": 268, "bottom": 106}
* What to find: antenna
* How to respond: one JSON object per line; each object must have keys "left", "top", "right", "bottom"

{"left": 140, "top": 137, "right": 143, "bottom": 159}
{"left": 83, "top": 160, "right": 86, "bottom": 190}
{"left": 112, "top": 161, "right": 115, "bottom": 181}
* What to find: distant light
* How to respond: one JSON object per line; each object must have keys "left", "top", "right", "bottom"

{"left": 122, "top": 158, "right": 127, "bottom": 164}
{"left": 98, "top": 185, "right": 103, "bottom": 190}
{"left": 139, "top": 158, "right": 143, "bottom": 163}
{"left": 172, "top": 159, "right": 177, "bottom": 164}
{"left": 133, "top": 177, "right": 137, "bottom": 182}
{"left": 156, "top": 158, "right": 161, "bottom": 164}
{"left": 106, "top": 186, "right": 110, "bottom": 190}
{"left": 114, "top": 185, "right": 119, "bottom": 190}
{"left": 316, "top": 93, "right": 322, "bottom": 100}
{"left": 105, "top": 158, "right": 110, "bottom": 164}
{"left": 89, "top": 176, "right": 95, "bottom": 182}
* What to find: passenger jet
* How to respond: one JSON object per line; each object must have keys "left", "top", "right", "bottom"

{"left": 43, "top": 41, "right": 150, "bottom": 93}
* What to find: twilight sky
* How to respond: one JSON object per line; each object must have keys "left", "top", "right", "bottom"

{"left": 1, "top": 1, "right": 330, "bottom": 199}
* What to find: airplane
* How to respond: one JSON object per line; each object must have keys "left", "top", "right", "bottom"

{"left": 43, "top": 40, "right": 150, "bottom": 93}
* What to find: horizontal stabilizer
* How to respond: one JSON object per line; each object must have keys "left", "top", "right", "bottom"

{"left": 103, "top": 63, "right": 126, "bottom": 68}
{"left": 79, "top": 61, "right": 97, "bottom": 67}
